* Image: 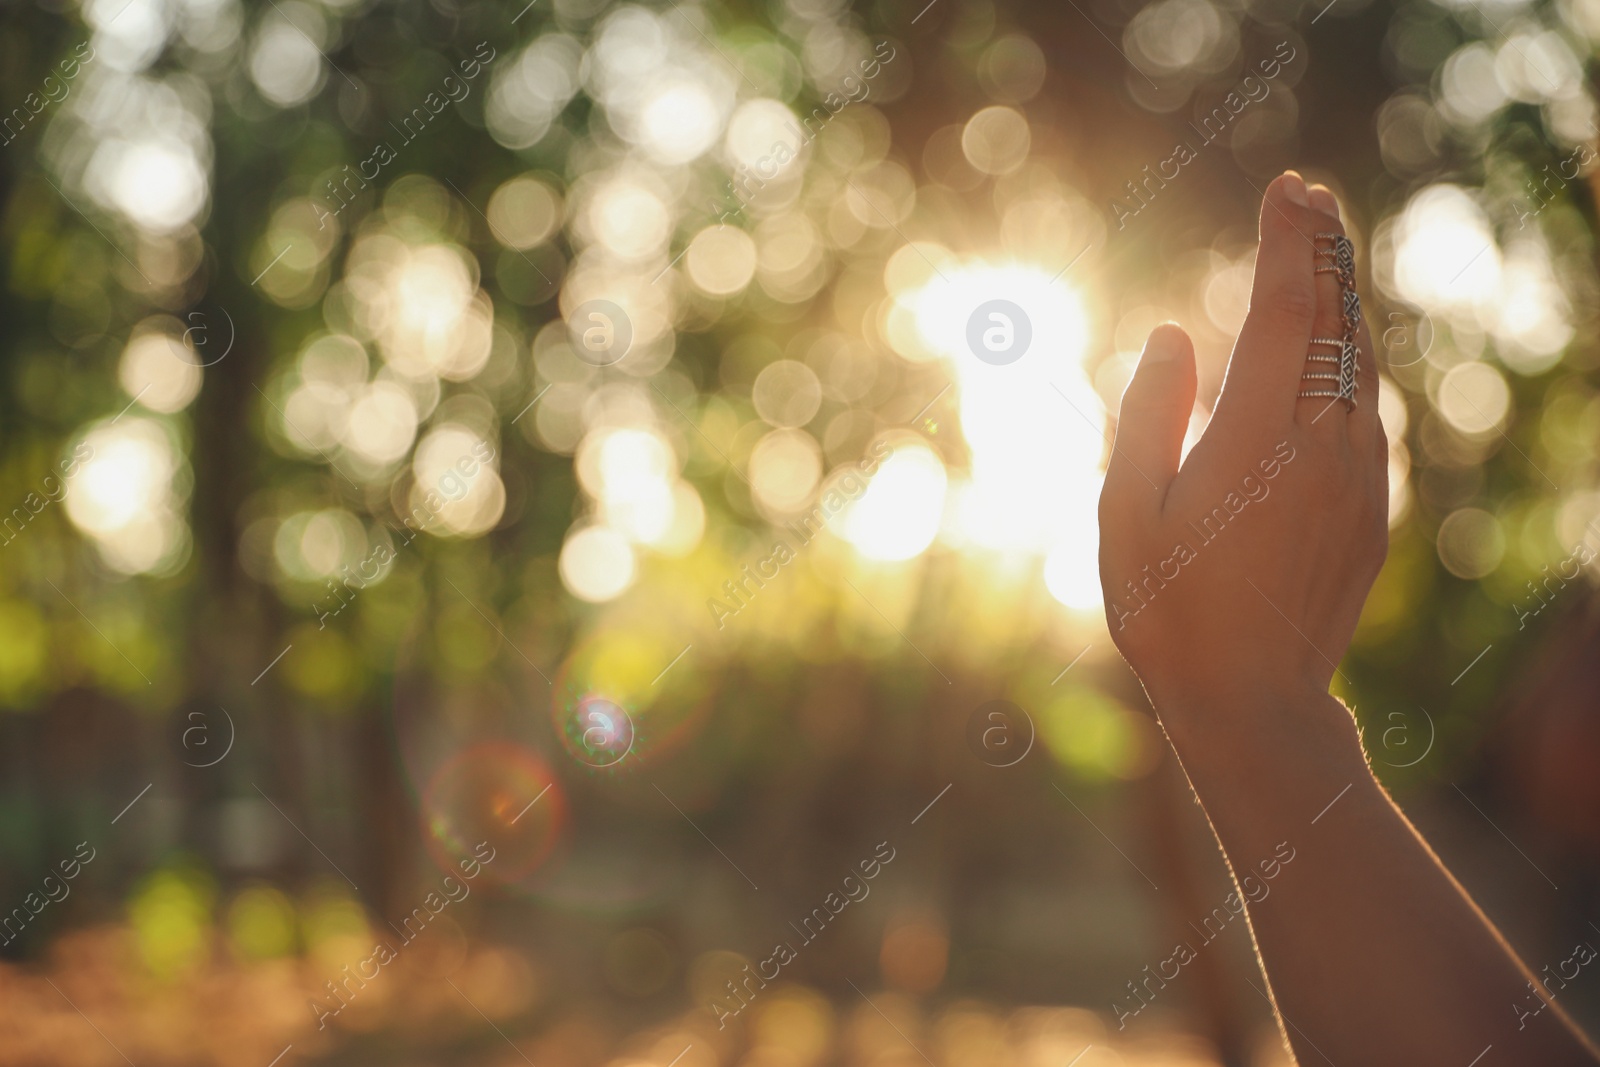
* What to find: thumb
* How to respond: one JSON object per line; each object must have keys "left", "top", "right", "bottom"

{"left": 1101, "top": 322, "right": 1196, "bottom": 520}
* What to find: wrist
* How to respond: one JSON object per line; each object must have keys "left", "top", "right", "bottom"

{"left": 1151, "top": 680, "right": 1373, "bottom": 826}
{"left": 1146, "top": 669, "right": 1326, "bottom": 748}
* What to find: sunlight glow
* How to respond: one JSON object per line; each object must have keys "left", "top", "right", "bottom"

{"left": 382, "top": 246, "right": 493, "bottom": 381}
{"left": 412, "top": 425, "right": 504, "bottom": 537}
{"left": 94, "top": 139, "right": 208, "bottom": 234}
{"left": 560, "top": 525, "right": 636, "bottom": 602}
{"left": 574, "top": 427, "right": 703, "bottom": 556}
{"left": 638, "top": 80, "right": 724, "bottom": 164}
{"left": 119, "top": 322, "right": 202, "bottom": 413}
{"left": 841, "top": 441, "right": 947, "bottom": 561}
{"left": 587, "top": 177, "right": 672, "bottom": 262}
{"left": 66, "top": 420, "right": 187, "bottom": 574}
{"left": 1390, "top": 184, "right": 1502, "bottom": 319}
{"left": 896, "top": 261, "right": 1105, "bottom": 608}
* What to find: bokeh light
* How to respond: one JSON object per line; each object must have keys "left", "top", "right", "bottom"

{"left": 10, "top": 0, "right": 1600, "bottom": 1059}
{"left": 422, "top": 744, "right": 566, "bottom": 885}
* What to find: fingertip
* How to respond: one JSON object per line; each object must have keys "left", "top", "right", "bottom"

{"left": 1125, "top": 322, "right": 1196, "bottom": 410}
{"left": 1141, "top": 321, "right": 1194, "bottom": 368}
{"left": 1307, "top": 183, "right": 1341, "bottom": 220}
{"left": 1274, "top": 170, "right": 1309, "bottom": 207}
{"left": 1107, "top": 322, "right": 1196, "bottom": 508}
{"left": 1236, "top": 178, "right": 1320, "bottom": 399}
{"left": 1260, "top": 173, "right": 1311, "bottom": 242}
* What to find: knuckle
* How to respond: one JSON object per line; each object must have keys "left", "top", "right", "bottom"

{"left": 1282, "top": 272, "right": 1319, "bottom": 316}
{"left": 1311, "top": 208, "right": 1344, "bottom": 235}
{"left": 1290, "top": 200, "right": 1343, "bottom": 236}
{"left": 1251, "top": 278, "right": 1317, "bottom": 328}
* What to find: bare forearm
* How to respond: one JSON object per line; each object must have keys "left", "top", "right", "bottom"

{"left": 1098, "top": 175, "right": 1598, "bottom": 1064}
{"left": 1162, "top": 683, "right": 1598, "bottom": 1067}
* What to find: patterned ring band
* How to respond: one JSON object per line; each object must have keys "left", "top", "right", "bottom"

{"left": 1301, "top": 380, "right": 1359, "bottom": 395}
{"left": 1342, "top": 288, "right": 1361, "bottom": 326}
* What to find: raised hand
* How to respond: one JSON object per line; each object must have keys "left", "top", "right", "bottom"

{"left": 1098, "top": 171, "right": 1387, "bottom": 731}
{"left": 1093, "top": 171, "right": 1599, "bottom": 1066}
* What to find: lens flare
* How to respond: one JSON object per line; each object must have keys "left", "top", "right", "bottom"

{"left": 549, "top": 633, "right": 715, "bottom": 772}
{"left": 555, "top": 693, "right": 636, "bottom": 769}
{"left": 422, "top": 743, "right": 565, "bottom": 884}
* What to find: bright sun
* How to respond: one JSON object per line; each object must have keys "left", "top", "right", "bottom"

{"left": 844, "top": 259, "right": 1108, "bottom": 612}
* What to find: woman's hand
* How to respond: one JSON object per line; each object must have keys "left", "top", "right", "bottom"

{"left": 1094, "top": 173, "right": 1600, "bottom": 1067}
{"left": 1097, "top": 171, "right": 1388, "bottom": 730}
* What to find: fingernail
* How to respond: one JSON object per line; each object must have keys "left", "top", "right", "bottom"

{"left": 1142, "top": 323, "right": 1182, "bottom": 365}
{"left": 1282, "top": 171, "right": 1308, "bottom": 206}
{"left": 1308, "top": 183, "right": 1342, "bottom": 220}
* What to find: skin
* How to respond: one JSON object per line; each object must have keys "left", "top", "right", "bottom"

{"left": 1098, "top": 171, "right": 1600, "bottom": 1065}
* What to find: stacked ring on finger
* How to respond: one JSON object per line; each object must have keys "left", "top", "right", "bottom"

{"left": 1304, "top": 232, "right": 1360, "bottom": 408}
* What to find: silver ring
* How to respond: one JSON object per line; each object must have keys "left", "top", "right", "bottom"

{"left": 1306, "top": 234, "right": 1360, "bottom": 410}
